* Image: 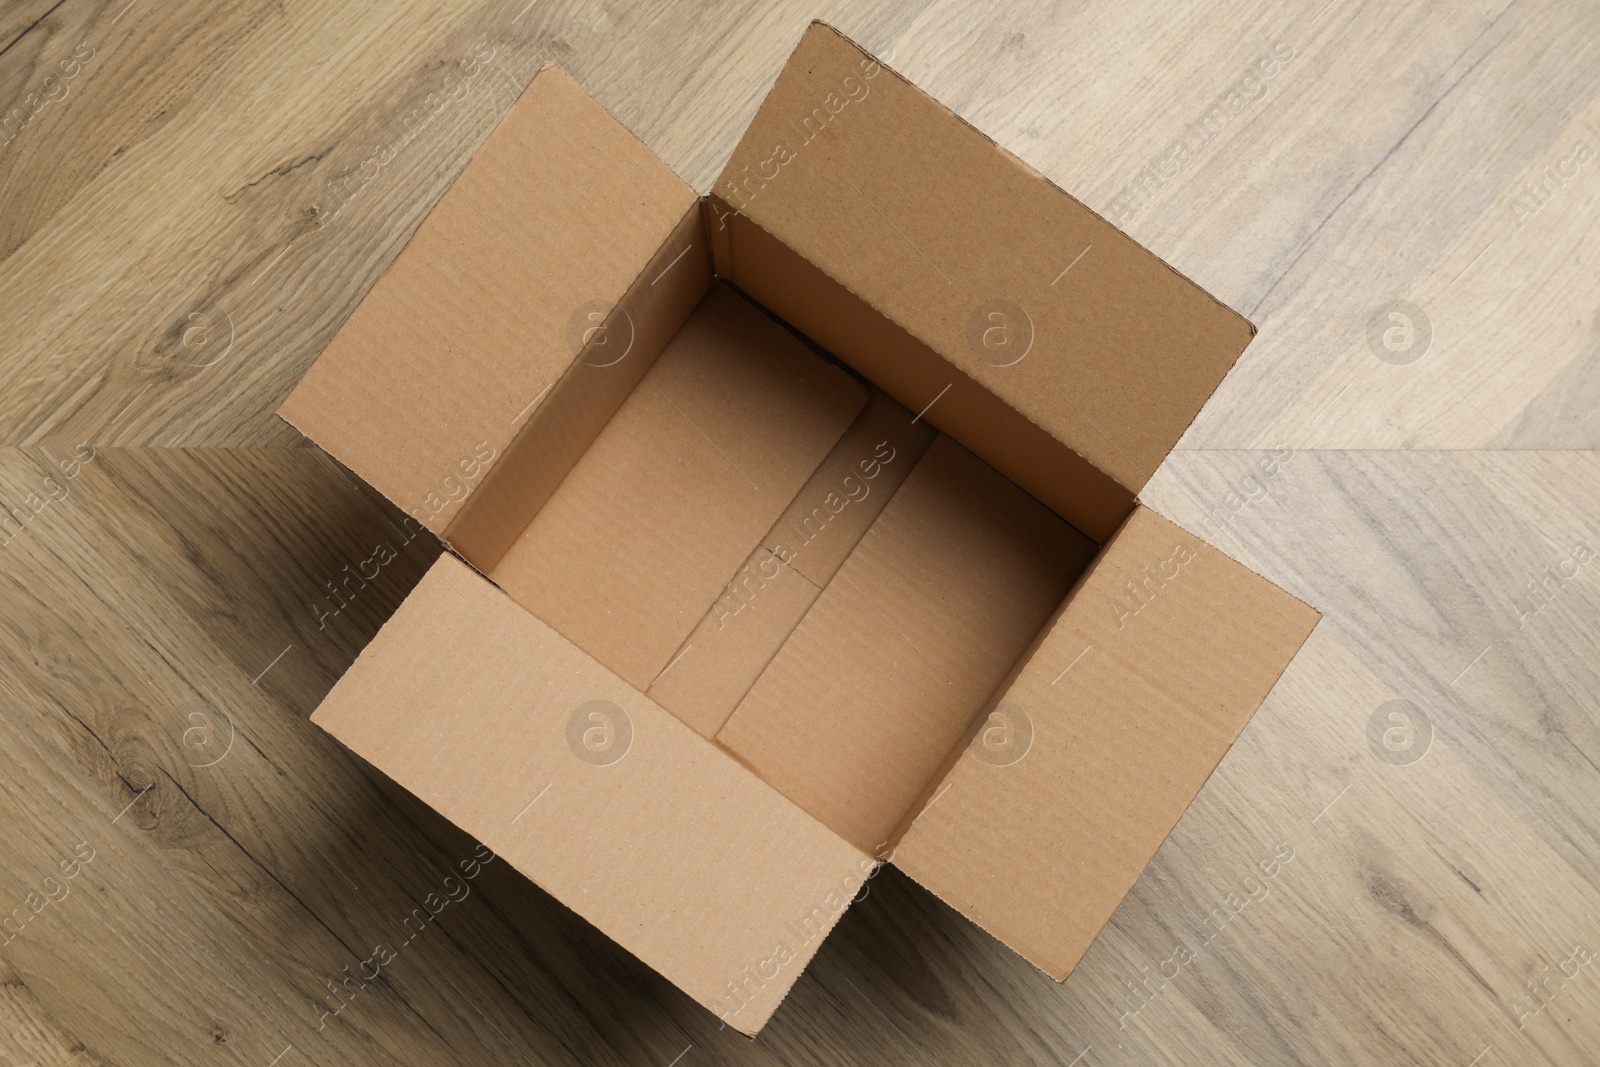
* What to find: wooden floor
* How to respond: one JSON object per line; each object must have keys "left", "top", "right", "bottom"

{"left": 2, "top": 0, "right": 1597, "bottom": 1063}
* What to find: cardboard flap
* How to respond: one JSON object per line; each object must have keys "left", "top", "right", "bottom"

{"left": 313, "top": 556, "right": 872, "bottom": 1034}
{"left": 280, "top": 64, "right": 700, "bottom": 541}
{"left": 889, "top": 506, "right": 1318, "bottom": 979}
{"left": 712, "top": 22, "right": 1253, "bottom": 496}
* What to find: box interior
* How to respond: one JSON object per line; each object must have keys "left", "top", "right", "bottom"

{"left": 456, "top": 237, "right": 1108, "bottom": 853}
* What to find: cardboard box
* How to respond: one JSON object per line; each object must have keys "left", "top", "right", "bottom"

{"left": 280, "top": 22, "right": 1319, "bottom": 1035}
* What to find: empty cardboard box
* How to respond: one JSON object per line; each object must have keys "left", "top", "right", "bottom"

{"left": 280, "top": 22, "right": 1320, "bottom": 1035}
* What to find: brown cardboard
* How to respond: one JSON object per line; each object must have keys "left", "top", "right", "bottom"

{"left": 280, "top": 64, "right": 701, "bottom": 553}
{"left": 445, "top": 203, "right": 712, "bottom": 569}
{"left": 312, "top": 555, "right": 872, "bottom": 1035}
{"left": 890, "top": 506, "right": 1320, "bottom": 979}
{"left": 490, "top": 283, "right": 864, "bottom": 690}
{"left": 716, "top": 436, "right": 1098, "bottom": 853}
{"left": 759, "top": 388, "right": 937, "bottom": 589}
{"left": 711, "top": 23, "right": 1253, "bottom": 506}
{"left": 281, "top": 24, "right": 1322, "bottom": 1037}
{"left": 707, "top": 193, "right": 1135, "bottom": 543}
{"left": 648, "top": 546, "right": 822, "bottom": 738}
{"left": 646, "top": 389, "right": 937, "bottom": 737}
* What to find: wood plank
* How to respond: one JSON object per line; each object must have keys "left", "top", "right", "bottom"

{"left": 1, "top": 0, "right": 1598, "bottom": 1062}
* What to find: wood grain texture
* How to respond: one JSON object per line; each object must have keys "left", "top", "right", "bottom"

{"left": 2, "top": 0, "right": 1597, "bottom": 1064}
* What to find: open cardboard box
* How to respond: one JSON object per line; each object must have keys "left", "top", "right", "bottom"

{"left": 280, "top": 22, "right": 1320, "bottom": 1035}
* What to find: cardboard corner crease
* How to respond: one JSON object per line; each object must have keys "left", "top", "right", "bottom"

{"left": 279, "top": 20, "right": 1321, "bottom": 1036}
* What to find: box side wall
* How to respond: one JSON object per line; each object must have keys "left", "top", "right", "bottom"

{"left": 890, "top": 505, "right": 1319, "bottom": 978}
{"left": 443, "top": 203, "right": 712, "bottom": 568}
{"left": 486, "top": 284, "right": 867, "bottom": 691}
{"left": 311, "top": 555, "right": 872, "bottom": 1034}
{"left": 712, "top": 23, "right": 1255, "bottom": 494}
{"left": 710, "top": 198, "right": 1133, "bottom": 543}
